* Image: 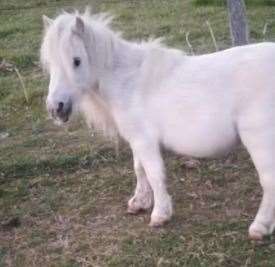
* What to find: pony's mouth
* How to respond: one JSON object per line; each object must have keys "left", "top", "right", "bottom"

{"left": 56, "top": 109, "right": 72, "bottom": 123}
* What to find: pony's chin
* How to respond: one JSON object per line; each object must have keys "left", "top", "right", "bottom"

{"left": 53, "top": 116, "right": 70, "bottom": 126}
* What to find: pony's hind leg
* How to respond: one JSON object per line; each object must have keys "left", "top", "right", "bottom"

{"left": 127, "top": 155, "right": 153, "bottom": 214}
{"left": 239, "top": 125, "right": 275, "bottom": 240}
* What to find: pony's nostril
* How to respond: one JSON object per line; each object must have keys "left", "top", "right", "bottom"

{"left": 57, "top": 102, "right": 64, "bottom": 113}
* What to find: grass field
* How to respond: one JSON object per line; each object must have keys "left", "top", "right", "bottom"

{"left": 1, "top": 0, "right": 275, "bottom": 266}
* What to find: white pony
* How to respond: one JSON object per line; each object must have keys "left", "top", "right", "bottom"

{"left": 41, "top": 9, "right": 275, "bottom": 240}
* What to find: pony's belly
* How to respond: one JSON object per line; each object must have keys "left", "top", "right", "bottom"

{"left": 160, "top": 123, "right": 239, "bottom": 158}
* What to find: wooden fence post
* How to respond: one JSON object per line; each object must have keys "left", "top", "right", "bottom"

{"left": 227, "top": 0, "right": 249, "bottom": 46}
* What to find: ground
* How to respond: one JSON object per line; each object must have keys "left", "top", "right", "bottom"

{"left": 1, "top": 0, "right": 275, "bottom": 266}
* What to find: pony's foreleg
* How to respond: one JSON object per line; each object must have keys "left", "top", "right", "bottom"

{"left": 130, "top": 140, "right": 172, "bottom": 226}
{"left": 240, "top": 126, "right": 275, "bottom": 240}
{"left": 127, "top": 155, "right": 153, "bottom": 214}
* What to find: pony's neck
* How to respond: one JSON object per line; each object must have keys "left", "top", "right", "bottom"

{"left": 85, "top": 36, "right": 145, "bottom": 137}
{"left": 97, "top": 36, "right": 145, "bottom": 96}
{"left": 113, "top": 39, "right": 145, "bottom": 70}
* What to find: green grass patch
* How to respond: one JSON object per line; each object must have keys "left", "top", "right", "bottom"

{"left": 108, "top": 222, "right": 275, "bottom": 266}
{"left": 0, "top": 151, "right": 94, "bottom": 179}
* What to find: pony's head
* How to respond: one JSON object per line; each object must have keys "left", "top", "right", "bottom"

{"left": 40, "top": 10, "right": 115, "bottom": 123}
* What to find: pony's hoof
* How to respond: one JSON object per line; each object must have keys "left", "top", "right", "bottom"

{"left": 127, "top": 195, "right": 152, "bottom": 215}
{"left": 248, "top": 222, "right": 269, "bottom": 240}
{"left": 248, "top": 231, "right": 264, "bottom": 241}
{"left": 149, "top": 216, "right": 170, "bottom": 227}
{"left": 127, "top": 206, "right": 144, "bottom": 215}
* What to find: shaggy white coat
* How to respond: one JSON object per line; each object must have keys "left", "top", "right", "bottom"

{"left": 41, "top": 10, "right": 275, "bottom": 240}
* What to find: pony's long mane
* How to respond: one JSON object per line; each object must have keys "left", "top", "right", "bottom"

{"left": 78, "top": 9, "right": 120, "bottom": 138}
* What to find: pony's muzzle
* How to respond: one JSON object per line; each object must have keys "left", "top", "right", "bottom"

{"left": 47, "top": 99, "right": 72, "bottom": 123}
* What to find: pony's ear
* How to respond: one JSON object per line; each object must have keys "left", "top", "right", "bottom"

{"left": 73, "top": 17, "right": 85, "bottom": 35}
{"left": 42, "top": 15, "right": 53, "bottom": 30}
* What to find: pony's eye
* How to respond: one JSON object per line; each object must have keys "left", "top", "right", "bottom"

{"left": 73, "top": 57, "right": 81, "bottom": 67}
